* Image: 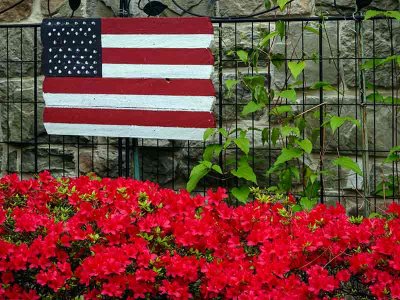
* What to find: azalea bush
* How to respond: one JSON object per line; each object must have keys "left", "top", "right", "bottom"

{"left": 1, "top": 172, "right": 400, "bottom": 299}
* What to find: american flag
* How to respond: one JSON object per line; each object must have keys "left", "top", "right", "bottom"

{"left": 41, "top": 17, "right": 216, "bottom": 140}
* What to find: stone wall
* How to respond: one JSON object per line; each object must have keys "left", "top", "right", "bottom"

{"left": 0, "top": 0, "right": 399, "bottom": 212}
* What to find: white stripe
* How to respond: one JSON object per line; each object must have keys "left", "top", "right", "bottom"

{"left": 43, "top": 93, "right": 215, "bottom": 112}
{"left": 44, "top": 123, "right": 210, "bottom": 140}
{"left": 102, "top": 64, "right": 213, "bottom": 79}
{"left": 101, "top": 34, "right": 213, "bottom": 49}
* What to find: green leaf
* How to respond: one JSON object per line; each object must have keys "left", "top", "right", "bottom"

{"left": 361, "top": 56, "right": 397, "bottom": 70}
{"left": 218, "top": 128, "right": 229, "bottom": 138}
{"left": 277, "top": 0, "right": 290, "bottom": 11}
{"left": 223, "top": 137, "right": 233, "bottom": 149}
{"left": 289, "top": 166, "right": 300, "bottom": 180}
{"left": 288, "top": 61, "right": 306, "bottom": 79}
{"left": 259, "top": 31, "right": 278, "bottom": 47}
{"left": 330, "top": 116, "right": 346, "bottom": 133}
{"left": 243, "top": 75, "right": 265, "bottom": 91}
{"left": 276, "top": 21, "right": 285, "bottom": 39}
{"left": 225, "top": 79, "right": 239, "bottom": 92}
{"left": 292, "top": 204, "right": 303, "bottom": 212}
{"left": 295, "top": 117, "right": 306, "bottom": 132}
{"left": 385, "top": 10, "right": 400, "bottom": 20}
{"left": 231, "top": 186, "right": 250, "bottom": 203}
{"left": 242, "top": 101, "right": 264, "bottom": 116}
{"left": 234, "top": 136, "right": 250, "bottom": 155}
{"left": 277, "top": 89, "right": 297, "bottom": 102}
{"left": 300, "top": 197, "right": 317, "bottom": 211}
{"left": 271, "top": 127, "right": 280, "bottom": 146}
{"left": 304, "top": 25, "right": 319, "bottom": 35}
{"left": 231, "top": 157, "right": 257, "bottom": 184}
{"left": 254, "top": 85, "right": 268, "bottom": 104}
{"left": 237, "top": 50, "right": 249, "bottom": 63}
{"left": 262, "top": 128, "right": 269, "bottom": 145}
{"left": 296, "top": 139, "right": 312, "bottom": 154}
{"left": 364, "top": 10, "right": 383, "bottom": 20}
{"left": 311, "top": 81, "right": 336, "bottom": 91}
{"left": 281, "top": 126, "right": 300, "bottom": 138}
{"left": 271, "top": 53, "right": 285, "bottom": 69}
{"left": 202, "top": 160, "right": 212, "bottom": 168}
{"left": 332, "top": 157, "right": 363, "bottom": 176}
{"left": 275, "top": 147, "right": 303, "bottom": 165}
{"left": 186, "top": 163, "right": 209, "bottom": 192}
{"left": 203, "top": 128, "right": 215, "bottom": 141}
{"left": 310, "top": 174, "right": 318, "bottom": 184}
{"left": 203, "top": 144, "right": 223, "bottom": 161}
{"left": 385, "top": 145, "right": 400, "bottom": 163}
{"left": 264, "top": 0, "right": 271, "bottom": 9}
{"left": 212, "top": 164, "right": 223, "bottom": 174}
{"left": 270, "top": 105, "right": 292, "bottom": 115}
{"left": 330, "top": 116, "right": 360, "bottom": 133}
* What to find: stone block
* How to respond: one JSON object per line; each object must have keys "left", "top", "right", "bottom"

{"left": 0, "top": 0, "right": 34, "bottom": 22}
{"left": 218, "top": 0, "right": 314, "bottom": 17}
{"left": 0, "top": 145, "right": 18, "bottom": 174}
{"left": 316, "top": 0, "right": 399, "bottom": 15}
{"left": 40, "top": 0, "right": 66, "bottom": 16}
{"left": 0, "top": 102, "right": 46, "bottom": 143}
{"left": 1, "top": 145, "right": 75, "bottom": 177}
{"left": 141, "top": 147, "right": 179, "bottom": 185}
{"left": 0, "top": 76, "right": 44, "bottom": 103}
{"left": 78, "top": 146, "right": 119, "bottom": 177}
{"left": 162, "top": 0, "right": 214, "bottom": 17}
{"left": 211, "top": 23, "right": 271, "bottom": 65}
{"left": 0, "top": 27, "right": 42, "bottom": 77}
{"left": 295, "top": 92, "right": 400, "bottom": 153}
{"left": 271, "top": 21, "right": 339, "bottom": 88}
{"left": 88, "top": 0, "right": 115, "bottom": 17}
{"left": 100, "top": 0, "right": 147, "bottom": 16}
{"left": 340, "top": 19, "right": 400, "bottom": 88}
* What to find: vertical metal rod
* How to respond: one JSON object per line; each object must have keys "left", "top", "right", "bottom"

{"left": 125, "top": 138, "right": 130, "bottom": 177}
{"left": 33, "top": 27, "right": 38, "bottom": 173}
{"left": 118, "top": 138, "right": 123, "bottom": 176}
{"left": 6, "top": 28, "right": 10, "bottom": 173}
{"left": 133, "top": 139, "right": 140, "bottom": 180}
{"left": 20, "top": 28, "right": 23, "bottom": 177}
{"left": 318, "top": 19, "right": 325, "bottom": 203}
{"left": 218, "top": 22, "right": 223, "bottom": 182}
{"left": 356, "top": 19, "right": 370, "bottom": 217}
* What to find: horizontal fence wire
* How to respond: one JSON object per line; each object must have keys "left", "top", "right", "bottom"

{"left": 0, "top": 16, "right": 399, "bottom": 215}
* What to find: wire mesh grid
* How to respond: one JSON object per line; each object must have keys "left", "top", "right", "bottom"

{"left": 0, "top": 17, "right": 399, "bottom": 213}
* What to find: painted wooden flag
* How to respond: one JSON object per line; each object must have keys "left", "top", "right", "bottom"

{"left": 41, "top": 17, "right": 216, "bottom": 140}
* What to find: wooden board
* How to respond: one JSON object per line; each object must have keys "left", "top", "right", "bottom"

{"left": 41, "top": 17, "right": 216, "bottom": 141}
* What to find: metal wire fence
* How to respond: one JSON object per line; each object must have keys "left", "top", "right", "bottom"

{"left": 0, "top": 16, "right": 399, "bottom": 213}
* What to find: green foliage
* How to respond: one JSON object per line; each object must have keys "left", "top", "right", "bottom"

{"left": 231, "top": 186, "right": 251, "bottom": 203}
{"left": 277, "top": 89, "right": 297, "bottom": 102}
{"left": 332, "top": 157, "right": 363, "bottom": 176}
{"left": 186, "top": 13, "right": 399, "bottom": 212}
{"left": 277, "top": 0, "right": 291, "bottom": 11}
{"left": 329, "top": 115, "right": 360, "bottom": 134}
{"left": 365, "top": 10, "right": 400, "bottom": 20}
{"left": 232, "top": 157, "right": 257, "bottom": 184}
{"left": 242, "top": 101, "right": 264, "bottom": 115}
{"left": 288, "top": 61, "right": 306, "bottom": 79}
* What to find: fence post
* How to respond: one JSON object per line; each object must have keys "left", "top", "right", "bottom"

{"left": 356, "top": 17, "right": 371, "bottom": 217}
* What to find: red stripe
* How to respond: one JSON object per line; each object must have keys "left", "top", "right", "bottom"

{"left": 102, "top": 48, "right": 214, "bottom": 65}
{"left": 43, "top": 78, "right": 215, "bottom": 96}
{"left": 101, "top": 17, "right": 213, "bottom": 35}
{"left": 43, "top": 108, "right": 216, "bottom": 128}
